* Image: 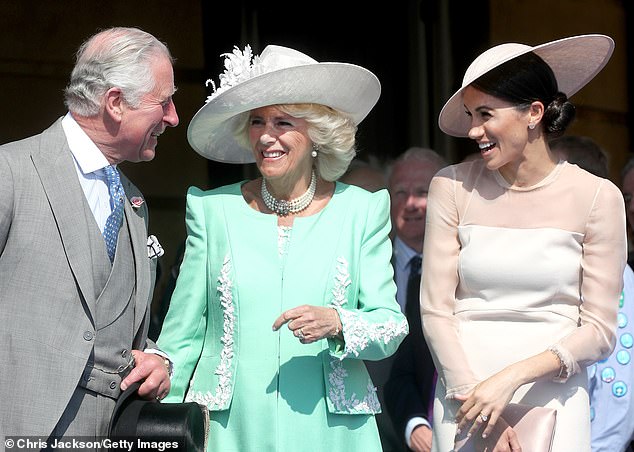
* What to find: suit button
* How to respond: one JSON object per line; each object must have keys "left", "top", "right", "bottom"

{"left": 110, "top": 381, "right": 117, "bottom": 390}
{"left": 83, "top": 331, "right": 94, "bottom": 341}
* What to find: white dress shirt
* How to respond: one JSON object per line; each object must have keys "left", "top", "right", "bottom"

{"left": 61, "top": 112, "right": 114, "bottom": 233}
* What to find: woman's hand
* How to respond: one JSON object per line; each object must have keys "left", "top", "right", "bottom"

{"left": 454, "top": 368, "right": 520, "bottom": 440}
{"left": 272, "top": 305, "right": 342, "bottom": 343}
{"left": 472, "top": 416, "right": 522, "bottom": 452}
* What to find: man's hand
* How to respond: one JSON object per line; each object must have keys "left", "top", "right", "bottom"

{"left": 120, "top": 350, "right": 171, "bottom": 401}
{"left": 409, "top": 424, "right": 432, "bottom": 452}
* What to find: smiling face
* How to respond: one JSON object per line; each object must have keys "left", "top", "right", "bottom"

{"left": 463, "top": 85, "right": 534, "bottom": 177}
{"left": 117, "top": 55, "right": 179, "bottom": 163}
{"left": 248, "top": 105, "right": 314, "bottom": 191}
{"left": 389, "top": 159, "right": 439, "bottom": 252}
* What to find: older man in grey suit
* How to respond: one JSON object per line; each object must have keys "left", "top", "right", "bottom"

{"left": 0, "top": 27, "right": 179, "bottom": 444}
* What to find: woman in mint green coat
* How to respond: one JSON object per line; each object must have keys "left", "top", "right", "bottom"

{"left": 158, "top": 44, "right": 408, "bottom": 452}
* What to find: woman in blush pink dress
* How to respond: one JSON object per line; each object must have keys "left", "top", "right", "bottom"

{"left": 422, "top": 34, "right": 626, "bottom": 452}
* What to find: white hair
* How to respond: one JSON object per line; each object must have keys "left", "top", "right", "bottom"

{"left": 64, "top": 27, "right": 173, "bottom": 116}
{"left": 386, "top": 147, "right": 448, "bottom": 185}
{"left": 234, "top": 103, "right": 358, "bottom": 181}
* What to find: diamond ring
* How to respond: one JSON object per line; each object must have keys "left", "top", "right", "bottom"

{"left": 297, "top": 329, "right": 305, "bottom": 341}
{"left": 480, "top": 413, "right": 488, "bottom": 422}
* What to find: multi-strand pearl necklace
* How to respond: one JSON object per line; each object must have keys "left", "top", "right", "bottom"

{"left": 261, "top": 171, "right": 317, "bottom": 216}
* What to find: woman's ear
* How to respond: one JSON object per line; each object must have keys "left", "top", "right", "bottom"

{"left": 528, "top": 101, "right": 545, "bottom": 128}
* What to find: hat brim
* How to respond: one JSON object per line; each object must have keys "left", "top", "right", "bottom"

{"left": 108, "top": 382, "right": 208, "bottom": 451}
{"left": 438, "top": 34, "right": 615, "bottom": 137}
{"left": 187, "top": 63, "right": 381, "bottom": 163}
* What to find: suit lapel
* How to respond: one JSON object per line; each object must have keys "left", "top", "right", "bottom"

{"left": 121, "top": 177, "right": 151, "bottom": 335}
{"left": 31, "top": 119, "right": 97, "bottom": 321}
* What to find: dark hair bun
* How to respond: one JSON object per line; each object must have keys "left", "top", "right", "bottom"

{"left": 543, "top": 92, "right": 576, "bottom": 137}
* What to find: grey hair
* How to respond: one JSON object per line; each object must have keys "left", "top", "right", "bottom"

{"left": 386, "top": 147, "right": 448, "bottom": 184}
{"left": 64, "top": 27, "right": 173, "bottom": 117}
{"left": 234, "top": 103, "right": 358, "bottom": 181}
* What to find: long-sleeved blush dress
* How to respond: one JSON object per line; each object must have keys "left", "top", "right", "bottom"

{"left": 421, "top": 160, "right": 626, "bottom": 451}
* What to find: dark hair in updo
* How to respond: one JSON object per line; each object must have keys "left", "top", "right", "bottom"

{"left": 471, "top": 52, "right": 576, "bottom": 138}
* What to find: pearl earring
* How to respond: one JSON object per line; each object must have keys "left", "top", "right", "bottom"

{"left": 312, "top": 143, "right": 319, "bottom": 158}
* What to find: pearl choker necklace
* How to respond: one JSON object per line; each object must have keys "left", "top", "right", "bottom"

{"left": 261, "top": 171, "right": 317, "bottom": 216}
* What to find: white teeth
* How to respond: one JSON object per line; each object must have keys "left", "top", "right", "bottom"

{"left": 479, "top": 142, "right": 495, "bottom": 151}
{"left": 263, "top": 151, "right": 283, "bottom": 158}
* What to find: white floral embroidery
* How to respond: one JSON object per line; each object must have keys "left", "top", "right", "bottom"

{"left": 327, "top": 257, "right": 408, "bottom": 359}
{"left": 330, "top": 257, "right": 351, "bottom": 308}
{"left": 325, "top": 256, "right": 383, "bottom": 413}
{"left": 186, "top": 254, "right": 235, "bottom": 409}
{"left": 205, "top": 45, "right": 265, "bottom": 102}
{"left": 277, "top": 226, "right": 292, "bottom": 258}
{"left": 337, "top": 309, "right": 408, "bottom": 359}
{"left": 328, "top": 358, "right": 380, "bottom": 413}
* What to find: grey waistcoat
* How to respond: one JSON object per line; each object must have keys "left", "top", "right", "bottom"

{"left": 77, "top": 210, "right": 137, "bottom": 399}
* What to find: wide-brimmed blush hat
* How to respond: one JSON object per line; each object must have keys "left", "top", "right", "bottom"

{"left": 187, "top": 45, "right": 381, "bottom": 163}
{"left": 438, "top": 34, "right": 614, "bottom": 137}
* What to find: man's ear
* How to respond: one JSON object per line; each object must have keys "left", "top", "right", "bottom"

{"left": 104, "top": 87, "right": 124, "bottom": 122}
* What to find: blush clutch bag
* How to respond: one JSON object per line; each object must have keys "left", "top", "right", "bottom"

{"left": 454, "top": 403, "right": 557, "bottom": 452}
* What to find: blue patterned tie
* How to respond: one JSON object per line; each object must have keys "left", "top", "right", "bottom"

{"left": 103, "top": 165, "right": 125, "bottom": 262}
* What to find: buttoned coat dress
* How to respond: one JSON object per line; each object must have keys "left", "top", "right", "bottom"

{"left": 158, "top": 182, "right": 408, "bottom": 451}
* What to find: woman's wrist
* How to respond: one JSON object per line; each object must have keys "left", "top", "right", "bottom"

{"left": 330, "top": 308, "right": 343, "bottom": 339}
{"left": 501, "top": 363, "right": 528, "bottom": 393}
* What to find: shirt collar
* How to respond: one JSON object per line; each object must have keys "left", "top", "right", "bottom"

{"left": 62, "top": 112, "right": 111, "bottom": 176}
{"left": 394, "top": 236, "right": 420, "bottom": 272}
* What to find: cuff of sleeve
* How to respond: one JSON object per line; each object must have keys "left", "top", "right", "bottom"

{"left": 547, "top": 345, "right": 575, "bottom": 383}
{"left": 444, "top": 382, "right": 477, "bottom": 400}
{"left": 405, "top": 417, "right": 431, "bottom": 449}
{"left": 331, "top": 306, "right": 356, "bottom": 359}
{"left": 144, "top": 348, "right": 174, "bottom": 379}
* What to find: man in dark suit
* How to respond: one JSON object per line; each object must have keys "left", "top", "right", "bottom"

{"left": 0, "top": 27, "right": 178, "bottom": 443}
{"left": 383, "top": 147, "right": 447, "bottom": 452}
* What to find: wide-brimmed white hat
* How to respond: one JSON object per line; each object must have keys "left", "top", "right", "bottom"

{"left": 438, "top": 34, "right": 614, "bottom": 137}
{"left": 187, "top": 44, "right": 381, "bottom": 163}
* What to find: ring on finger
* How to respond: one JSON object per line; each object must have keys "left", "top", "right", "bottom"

{"left": 479, "top": 413, "right": 488, "bottom": 422}
{"left": 297, "top": 329, "right": 305, "bottom": 341}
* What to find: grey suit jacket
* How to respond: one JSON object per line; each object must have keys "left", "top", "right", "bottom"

{"left": 0, "top": 119, "right": 157, "bottom": 438}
